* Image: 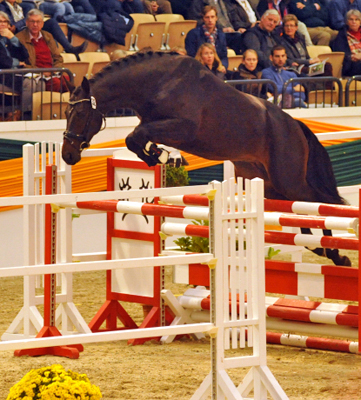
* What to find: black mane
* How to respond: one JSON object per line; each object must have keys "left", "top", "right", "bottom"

{"left": 89, "top": 50, "right": 181, "bottom": 84}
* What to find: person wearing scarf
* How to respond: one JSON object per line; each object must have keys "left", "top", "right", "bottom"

{"left": 333, "top": 9, "right": 361, "bottom": 75}
{"left": 185, "top": 5, "right": 228, "bottom": 69}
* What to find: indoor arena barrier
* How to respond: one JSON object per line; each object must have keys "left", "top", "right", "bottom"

{"left": 0, "top": 149, "right": 289, "bottom": 399}
{"left": 158, "top": 192, "right": 361, "bottom": 354}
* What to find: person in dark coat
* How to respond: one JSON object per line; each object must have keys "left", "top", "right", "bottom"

{"left": 89, "top": 0, "right": 144, "bottom": 14}
{"left": 279, "top": 14, "right": 319, "bottom": 66}
{"left": 0, "top": 10, "right": 28, "bottom": 90}
{"left": 257, "top": 0, "right": 313, "bottom": 44}
{"left": 231, "top": 49, "right": 268, "bottom": 97}
{"left": 257, "top": 0, "right": 289, "bottom": 19}
{"left": 168, "top": 0, "right": 192, "bottom": 18}
{"left": 242, "top": 9, "right": 280, "bottom": 69}
{"left": 332, "top": 9, "right": 361, "bottom": 75}
{"left": 188, "top": 0, "right": 244, "bottom": 54}
{"left": 72, "top": 0, "right": 97, "bottom": 14}
{"left": 224, "top": 0, "right": 259, "bottom": 32}
{"left": 288, "top": 0, "right": 338, "bottom": 45}
{"left": 185, "top": 5, "right": 228, "bottom": 68}
{"left": 279, "top": 13, "right": 333, "bottom": 84}
{"left": 328, "top": 0, "right": 361, "bottom": 30}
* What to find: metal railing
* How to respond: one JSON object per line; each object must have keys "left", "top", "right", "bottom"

{"left": 281, "top": 76, "right": 343, "bottom": 108}
{"left": 0, "top": 72, "right": 356, "bottom": 121}
{"left": 225, "top": 79, "right": 278, "bottom": 104}
{"left": 0, "top": 67, "right": 73, "bottom": 121}
{"left": 344, "top": 75, "right": 361, "bottom": 107}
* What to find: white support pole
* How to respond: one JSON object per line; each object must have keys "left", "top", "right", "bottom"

{"left": 2, "top": 142, "right": 91, "bottom": 342}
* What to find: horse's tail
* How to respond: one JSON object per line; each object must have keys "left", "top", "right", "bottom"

{"left": 297, "top": 120, "right": 345, "bottom": 205}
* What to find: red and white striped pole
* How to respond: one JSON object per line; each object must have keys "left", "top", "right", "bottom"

{"left": 76, "top": 200, "right": 209, "bottom": 220}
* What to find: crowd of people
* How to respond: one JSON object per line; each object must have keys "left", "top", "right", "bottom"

{"left": 183, "top": 0, "right": 361, "bottom": 107}
{"left": 1, "top": 0, "right": 361, "bottom": 119}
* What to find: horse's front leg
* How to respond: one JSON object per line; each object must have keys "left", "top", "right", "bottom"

{"left": 125, "top": 118, "right": 197, "bottom": 167}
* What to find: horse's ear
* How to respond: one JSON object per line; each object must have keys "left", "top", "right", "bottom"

{"left": 81, "top": 77, "right": 90, "bottom": 96}
{"left": 65, "top": 78, "right": 76, "bottom": 94}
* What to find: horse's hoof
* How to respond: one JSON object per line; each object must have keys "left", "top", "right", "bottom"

{"left": 167, "top": 155, "right": 188, "bottom": 168}
{"left": 338, "top": 256, "right": 352, "bottom": 267}
{"left": 144, "top": 157, "right": 158, "bottom": 167}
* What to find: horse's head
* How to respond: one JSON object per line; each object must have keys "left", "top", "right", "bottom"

{"left": 62, "top": 77, "right": 105, "bottom": 165}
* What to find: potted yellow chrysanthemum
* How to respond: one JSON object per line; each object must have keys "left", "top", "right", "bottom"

{"left": 6, "top": 364, "right": 102, "bottom": 400}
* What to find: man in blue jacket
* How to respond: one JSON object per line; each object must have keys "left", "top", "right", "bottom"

{"left": 328, "top": 0, "right": 361, "bottom": 30}
{"left": 185, "top": 5, "right": 228, "bottom": 68}
{"left": 262, "top": 44, "right": 307, "bottom": 108}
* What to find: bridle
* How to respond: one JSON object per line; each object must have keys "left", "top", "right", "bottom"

{"left": 63, "top": 95, "right": 106, "bottom": 153}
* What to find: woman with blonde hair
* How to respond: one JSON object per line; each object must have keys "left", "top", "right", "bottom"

{"left": 195, "top": 43, "right": 225, "bottom": 79}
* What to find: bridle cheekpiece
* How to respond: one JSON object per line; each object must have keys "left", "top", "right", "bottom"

{"left": 63, "top": 95, "right": 106, "bottom": 153}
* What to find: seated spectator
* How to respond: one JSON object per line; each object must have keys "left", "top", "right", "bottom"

{"left": 242, "top": 9, "right": 280, "bottom": 69}
{"left": 231, "top": 48, "right": 268, "bottom": 97}
{"left": 195, "top": 42, "right": 226, "bottom": 79}
{"left": 185, "top": 5, "right": 228, "bottom": 68}
{"left": 0, "top": 0, "right": 88, "bottom": 56}
{"left": 89, "top": 0, "right": 144, "bottom": 14}
{"left": 0, "top": 10, "right": 28, "bottom": 86}
{"left": 257, "top": 0, "right": 313, "bottom": 45}
{"left": 143, "top": 0, "right": 172, "bottom": 15}
{"left": 16, "top": 9, "right": 70, "bottom": 116}
{"left": 333, "top": 9, "right": 361, "bottom": 75}
{"left": 288, "top": 0, "right": 338, "bottom": 45}
{"left": 168, "top": 0, "right": 191, "bottom": 18}
{"left": 119, "top": 0, "right": 145, "bottom": 13}
{"left": 262, "top": 44, "right": 307, "bottom": 107}
{"left": 171, "top": 45, "right": 187, "bottom": 54}
{"left": 329, "top": 0, "right": 361, "bottom": 30}
{"left": 279, "top": 14, "right": 324, "bottom": 66}
{"left": 39, "top": 0, "right": 74, "bottom": 22}
{"left": 188, "top": 0, "right": 244, "bottom": 54}
{"left": 225, "top": 0, "right": 260, "bottom": 33}
{"left": 0, "top": 10, "right": 28, "bottom": 119}
{"left": 279, "top": 14, "right": 334, "bottom": 86}
{"left": 71, "top": 0, "right": 96, "bottom": 14}
{"left": 257, "top": 0, "right": 288, "bottom": 19}
{"left": 238, "top": 49, "right": 261, "bottom": 78}
{"left": 110, "top": 48, "right": 128, "bottom": 60}
{"left": 19, "top": 0, "right": 37, "bottom": 16}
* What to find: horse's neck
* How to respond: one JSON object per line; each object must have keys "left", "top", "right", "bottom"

{"left": 89, "top": 67, "right": 147, "bottom": 114}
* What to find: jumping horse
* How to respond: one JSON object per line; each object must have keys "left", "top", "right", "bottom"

{"left": 62, "top": 51, "right": 351, "bottom": 266}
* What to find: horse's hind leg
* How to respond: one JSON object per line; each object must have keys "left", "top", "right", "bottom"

{"left": 300, "top": 228, "right": 351, "bottom": 266}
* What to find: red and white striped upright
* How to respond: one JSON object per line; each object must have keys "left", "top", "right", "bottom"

{"left": 88, "top": 149, "right": 167, "bottom": 345}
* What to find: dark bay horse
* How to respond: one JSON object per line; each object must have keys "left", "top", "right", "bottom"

{"left": 62, "top": 51, "right": 350, "bottom": 266}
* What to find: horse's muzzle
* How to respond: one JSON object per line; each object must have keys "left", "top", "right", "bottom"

{"left": 62, "top": 146, "right": 81, "bottom": 165}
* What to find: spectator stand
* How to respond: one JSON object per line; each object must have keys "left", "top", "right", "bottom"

{"left": 62, "top": 61, "right": 90, "bottom": 86}
{"left": 132, "top": 21, "right": 166, "bottom": 51}
{"left": 227, "top": 55, "right": 243, "bottom": 71}
{"left": 78, "top": 52, "right": 111, "bottom": 79}
{"left": 0, "top": 67, "right": 73, "bottom": 121}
